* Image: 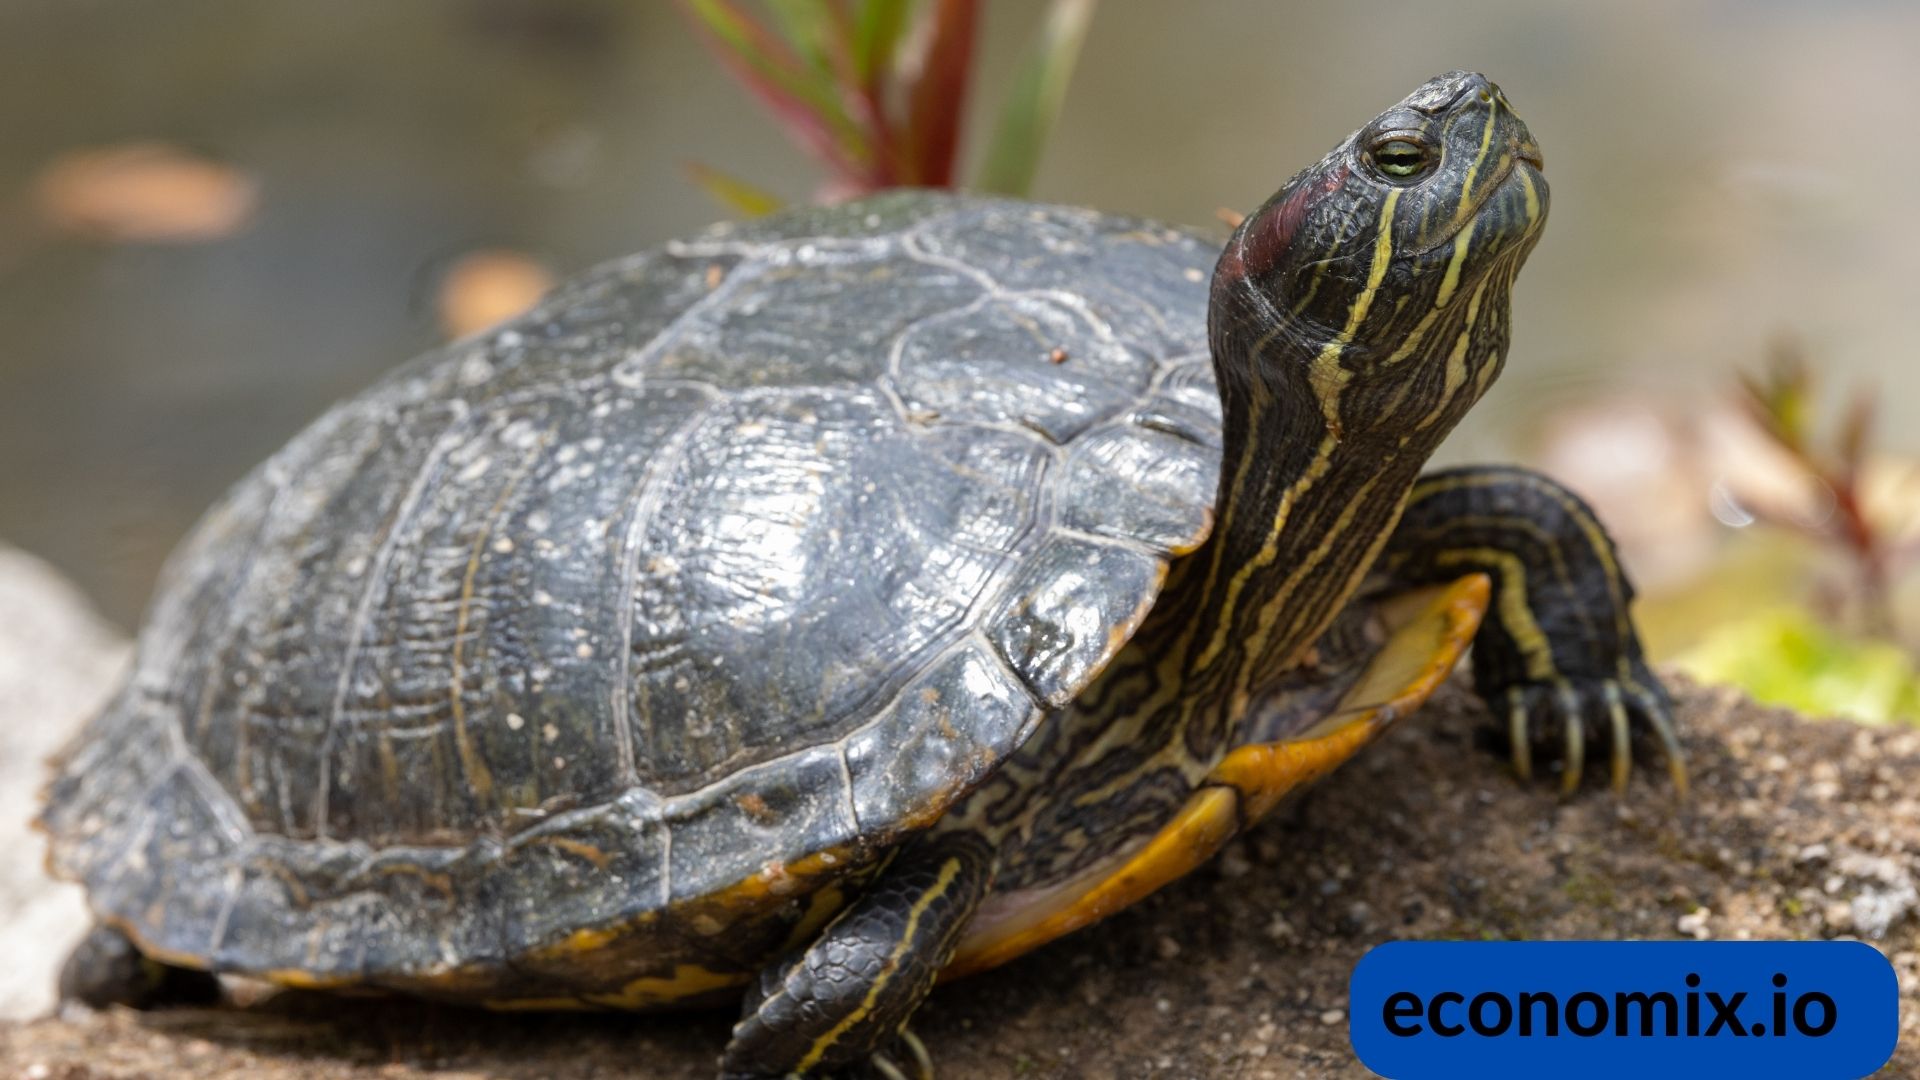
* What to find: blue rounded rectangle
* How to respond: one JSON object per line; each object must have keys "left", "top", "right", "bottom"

{"left": 1349, "top": 940, "right": 1897, "bottom": 1079}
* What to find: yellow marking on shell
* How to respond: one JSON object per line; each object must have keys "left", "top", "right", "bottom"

{"left": 446, "top": 431, "right": 552, "bottom": 807}
{"left": 1215, "top": 719, "right": 1376, "bottom": 820}
{"left": 479, "top": 964, "right": 749, "bottom": 1011}
{"left": 450, "top": 500, "right": 520, "bottom": 803}
{"left": 241, "top": 856, "right": 314, "bottom": 908}
{"left": 798, "top": 856, "right": 965, "bottom": 1072}
{"left": 396, "top": 960, "right": 529, "bottom": 998}
{"left": 94, "top": 847, "right": 850, "bottom": 1007}
{"left": 945, "top": 786, "right": 1239, "bottom": 981}
{"left": 722, "top": 847, "right": 858, "bottom": 906}
{"left": 483, "top": 996, "right": 589, "bottom": 1012}
{"left": 550, "top": 923, "right": 622, "bottom": 957}
{"left": 1167, "top": 506, "right": 1215, "bottom": 556}
{"left": 262, "top": 967, "right": 357, "bottom": 990}
{"left": 528, "top": 844, "right": 856, "bottom": 964}
{"left": 516, "top": 835, "right": 614, "bottom": 870}
{"left": 377, "top": 731, "right": 401, "bottom": 806}
{"left": 945, "top": 575, "right": 1489, "bottom": 980}
{"left": 370, "top": 862, "right": 455, "bottom": 899}
{"left": 584, "top": 963, "right": 746, "bottom": 1009}
{"left": 1217, "top": 573, "right": 1489, "bottom": 819}
{"left": 778, "top": 882, "right": 851, "bottom": 955}
{"left": 1434, "top": 547, "right": 1556, "bottom": 680}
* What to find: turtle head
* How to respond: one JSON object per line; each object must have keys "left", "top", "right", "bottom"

{"left": 1212, "top": 70, "right": 1547, "bottom": 443}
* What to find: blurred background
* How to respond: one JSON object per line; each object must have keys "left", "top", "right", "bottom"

{"left": 2, "top": 0, "right": 1918, "bottom": 719}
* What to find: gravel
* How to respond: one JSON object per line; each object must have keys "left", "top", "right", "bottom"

{"left": 2, "top": 543, "right": 1915, "bottom": 1078}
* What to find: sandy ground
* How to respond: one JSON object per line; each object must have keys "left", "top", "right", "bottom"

{"left": 1, "top": 544, "right": 1916, "bottom": 1078}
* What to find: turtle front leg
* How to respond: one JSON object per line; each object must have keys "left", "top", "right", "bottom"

{"left": 59, "top": 923, "right": 221, "bottom": 1010}
{"left": 1372, "top": 465, "right": 1685, "bottom": 794}
{"left": 722, "top": 835, "right": 993, "bottom": 1080}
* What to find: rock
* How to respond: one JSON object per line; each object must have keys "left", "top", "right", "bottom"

{"left": 0, "top": 543, "right": 128, "bottom": 1020}
{"left": 1, "top": 545, "right": 1917, "bottom": 1077}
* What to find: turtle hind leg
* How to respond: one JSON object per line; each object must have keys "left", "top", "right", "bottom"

{"left": 58, "top": 923, "right": 220, "bottom": 1010}
{"left": 1372, "top": 465, "right": 1685, "bottom": 794}
{"left": 722, "top": 834, "right": 993, "bottom": 1079}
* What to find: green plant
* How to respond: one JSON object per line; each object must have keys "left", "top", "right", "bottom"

{"left": 677, "top": 0, "right": 1096, "bottom": 214}
{"left": 1737, "top": 337, "right": 1919, "bottom": 639}
{"left": 1674, "top": 338, "right": 1920, "bottom": 726}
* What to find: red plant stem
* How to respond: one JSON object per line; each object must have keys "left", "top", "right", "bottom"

{"left": 904, "top": 0, "right": 978, "bottom": 187}
{"left": 1825, "top": 465, "right": 1895, "bottom": 637}
{"left": 677, "top": 0, "right": 871, "bottom": 184}
{"left": 817, "top": 1, "right": 894, "bottom": 189}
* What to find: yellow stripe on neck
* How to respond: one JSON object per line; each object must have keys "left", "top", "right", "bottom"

{"left": 1194, "top": 187, "right": 1401, "bottom": 676}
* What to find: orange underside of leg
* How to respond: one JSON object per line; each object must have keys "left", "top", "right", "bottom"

{"left": 943, "top": 573, "right": 1490, "bottom": 980}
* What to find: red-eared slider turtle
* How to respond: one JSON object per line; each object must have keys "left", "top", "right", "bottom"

{"left": 42, "top": 71, "right": 1681, "bottom": 1077}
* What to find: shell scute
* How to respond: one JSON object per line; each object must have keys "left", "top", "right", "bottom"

{"left": 41, "top": 192, "right": 1227, "bottom": 992}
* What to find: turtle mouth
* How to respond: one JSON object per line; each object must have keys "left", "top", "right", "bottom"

{"left": 1409, "top": 153, "right": 1545, "bottom": 259}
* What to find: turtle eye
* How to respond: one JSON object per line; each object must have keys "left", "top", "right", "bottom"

{"left": 1370, "top": 138, "right": 1433, "bottom": 180}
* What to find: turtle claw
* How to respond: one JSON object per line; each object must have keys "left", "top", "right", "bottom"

{"left": 1497, "top": 670, "right": 1685, "bottom": 796}
{"left": 1632, "top": 683, "right": 1690, "bottom": 796}
{"left": 1555, "top": 682, "right": 1586, "bottom": 796}
{"left": 866, "top": 1029, "right": 934, "bottom": 1080}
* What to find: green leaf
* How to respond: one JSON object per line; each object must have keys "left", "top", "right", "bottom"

{"left": 974, "top": 0, "right": 1096, "bottom": 196}
{"left": 766, "top": 0, "right": 831, "bottom": 73}
{"left": 1764, "top": 336, "right": 1812, "bottom": 451}
{"left": 677, "top": 0, "right": 873, "bottom": 182}
{"left": 1837, "top": 389, "right": 1875, "bottom": 482}
{"left": 686, "top": 161, "right": 786, "bottom": 217}
{"left": 854, "top": 0, "right": 916, "bottom": 90}
{"left": 1676, "top": 605, "right": 1920, "bottom": 726}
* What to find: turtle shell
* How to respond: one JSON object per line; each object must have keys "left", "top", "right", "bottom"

{"left": 39, "top": 192, "right": 1225, "bottom": 999}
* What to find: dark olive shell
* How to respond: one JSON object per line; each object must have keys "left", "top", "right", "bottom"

{"left": 40, "top": 191, "right": 1224, "bottom": 990}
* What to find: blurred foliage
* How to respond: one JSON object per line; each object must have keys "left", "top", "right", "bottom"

{"left": 682, "top": 161, "right": 785, "bottom": 217}
{"left": 1670, "top": 340, "right": 1920, "bottom": 726}
{"left": 1678, "top": 606, "right": 1920, "bottom": 726}
{"left": 676, "top": 0, "right": 1095, "bottom": 213}
{"left": 1737, "top": 337, "right": 1916, "bottom": 639}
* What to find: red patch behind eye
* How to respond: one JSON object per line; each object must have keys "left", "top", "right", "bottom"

{"left": 1231, "top": 163, "right": 1349, "bottom": 281}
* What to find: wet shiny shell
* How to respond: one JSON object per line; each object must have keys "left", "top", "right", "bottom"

{"left": 41, "top": 192, "right": 1225, "bottom": 988}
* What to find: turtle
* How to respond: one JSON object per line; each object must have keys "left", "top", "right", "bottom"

{"left": 41, "top": 70, "right": 1683, "bottom": 1078}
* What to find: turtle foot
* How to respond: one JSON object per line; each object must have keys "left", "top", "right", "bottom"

{"left": 1496, "top": 662, "right": 1686, "bottom": 796}
{"left": 865, "top": 1029, "right": 935, "bottom": 1080}
{"left": 59, "top": 923, "right": 221, "bottom": 1011}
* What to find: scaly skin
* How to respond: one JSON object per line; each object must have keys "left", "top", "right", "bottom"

{"left": 719, "top": 71, "right": 1676, "bottom": 1078}
{"left": 54, "top": 72, "right": 1679, "bottom": 1080}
